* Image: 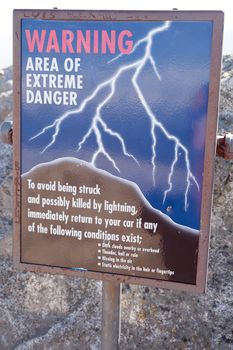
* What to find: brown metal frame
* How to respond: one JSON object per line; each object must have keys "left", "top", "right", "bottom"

{"left": 13, "top": 9, "right": 224, "bottom": 293}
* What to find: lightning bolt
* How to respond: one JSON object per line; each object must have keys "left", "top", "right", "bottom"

{"left": 30, "top": 21, "right": 199, "bottom": 211}
{"left": 76, "top": 60, "right": 141, "bottom": 169}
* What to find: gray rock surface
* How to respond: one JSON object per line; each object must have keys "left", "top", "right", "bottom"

{"left": 0, "top": 58, "right": 233, "bottom": 349}
{"left": 0, "top": 66, "right": 12, "bottom": 123}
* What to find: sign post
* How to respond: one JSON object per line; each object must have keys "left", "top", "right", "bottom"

{"left": 102, "top": 281, "right": 121, "bottom": 350}
{"left": 13, "top": 12, "right": 224, "bottom": 347}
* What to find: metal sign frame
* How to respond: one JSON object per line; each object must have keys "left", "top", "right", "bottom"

{"left": 13, "top": 9, "right": 224, "bottom": 293}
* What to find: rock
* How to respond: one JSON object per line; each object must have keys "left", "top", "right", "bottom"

{"left": 0, "top": 55, "right": 233, "bottom": 349}
{"left": 0, "top": 66, "right": 12, "bottom": 123}
{"left": 219, "top": 54, "right": 233, "bottom": 133}
{"left": 0, "top": 142, "right": 12, "bottom": 238}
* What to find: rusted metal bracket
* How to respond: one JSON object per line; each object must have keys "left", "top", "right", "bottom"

{"left": 0, "top": 120, "right": 13, "bottom": 145}
{"left": 1, "top": 121, "right": 233, "bottom": 160}
{"left": 216, "top": 133, "right": 233, "bottom": 160}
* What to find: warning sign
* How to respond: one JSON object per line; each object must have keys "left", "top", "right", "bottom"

{"left": 13, "top": 10, "right": 224, "bottom": 292}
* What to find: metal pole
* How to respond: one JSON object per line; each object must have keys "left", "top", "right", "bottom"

{"left": 102, "top": 281, "right": 121, "bottom": 350}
